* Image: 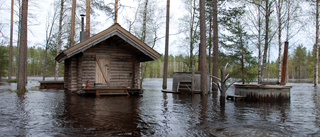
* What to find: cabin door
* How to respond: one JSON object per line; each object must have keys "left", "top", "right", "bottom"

{"left": 95, "top": 55, "right": 110, "bottom": 85}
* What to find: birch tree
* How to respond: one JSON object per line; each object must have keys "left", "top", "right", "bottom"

{"left": 43, "top": 8, "right": 58, "bottom": 81}
{"left": 275, "top": 0, "right": 285, "bottom": 82}
{"left": 54, "top": 0, "right": 65, "bottom": 80}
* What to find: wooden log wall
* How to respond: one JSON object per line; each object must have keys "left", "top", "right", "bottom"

{"left": 64, "top": 59, "right": 70, "bottom": 89}
{"left": 75, "top": 40, "right": 141, "bottom": 89}
{"left": 70, "top": 57, "right": 78, "bottom": 91}
{"left": 81, "top": 54, "right": 95, "bottom": 88}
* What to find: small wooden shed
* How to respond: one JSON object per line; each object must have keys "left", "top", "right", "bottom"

{"left": 55, "top": 23, "right": 161, "bottom": 95}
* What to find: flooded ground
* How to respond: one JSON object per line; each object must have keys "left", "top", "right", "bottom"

{"left": 0, "top": 77, "right": 319, "bottom": 136}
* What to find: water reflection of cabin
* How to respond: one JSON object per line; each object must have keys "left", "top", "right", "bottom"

{"left": 55, "top": 23, "right": 161, "bottom": 96}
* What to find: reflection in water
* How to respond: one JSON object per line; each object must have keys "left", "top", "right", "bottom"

{"left": 0, "top": 78, "right": 319, "bottom": 136}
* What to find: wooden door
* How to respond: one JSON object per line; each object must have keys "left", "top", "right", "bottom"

{"left": 95, "top": 55, "right": 110, "bottom": 84}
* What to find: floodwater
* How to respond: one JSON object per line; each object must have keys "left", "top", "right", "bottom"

{"left": 0, "top": 77, "right": 319, "bottom": 136}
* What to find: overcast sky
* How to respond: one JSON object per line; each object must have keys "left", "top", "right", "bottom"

{"left": 0, "top": 0, "right": 316, "bottom": 61}
{"left": 0, "top": 0, "right": 186, "bottom": 56}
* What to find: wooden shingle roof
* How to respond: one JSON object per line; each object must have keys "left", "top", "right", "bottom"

{"left": 55, "top": 23, "right": 161, "bottom": 63}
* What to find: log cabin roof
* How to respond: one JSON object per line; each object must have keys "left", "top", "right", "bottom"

{"left": 55, "top": 23, "right": 161, "bottom": 63}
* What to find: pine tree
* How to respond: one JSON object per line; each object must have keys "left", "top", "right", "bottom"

{"left": 221, "top": 6, "right": 257, "bottom": 84}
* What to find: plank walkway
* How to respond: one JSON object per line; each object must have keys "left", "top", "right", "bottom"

{"left": 39, "top": 81, "right": 64, "bottom": 89}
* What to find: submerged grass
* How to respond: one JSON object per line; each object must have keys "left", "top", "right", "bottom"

{"left": 13, "top": 90, "right": 28, "bottom": 94}
{"left": 7, "top": 79, "right": 17, "bottom": 83}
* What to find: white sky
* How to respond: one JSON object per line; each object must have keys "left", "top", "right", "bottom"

{"left": 0, "top": 0, "right": 186, "bottom": 56}
{"left": 0, "top": 0, "right": 316, "bottom": 61}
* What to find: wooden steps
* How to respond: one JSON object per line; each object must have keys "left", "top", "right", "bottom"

{"left": 177, "top": 81, "right": 192, "bottom": 92}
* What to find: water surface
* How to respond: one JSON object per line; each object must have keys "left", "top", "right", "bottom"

{"left": 0, "top": 77, "right": 319, "bottom": 136}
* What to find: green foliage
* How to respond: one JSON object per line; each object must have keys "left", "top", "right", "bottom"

{"left": 0, "top": 45, "right": 64, "bottom": 78}
{"left": 220, "top": 6, "right": 257, "bottom": 84}
{"left": 293, "top": 45, "right": 307, "bottom": 79}
{"left": 0, "top": 46, "right": 9, "bottom": 80}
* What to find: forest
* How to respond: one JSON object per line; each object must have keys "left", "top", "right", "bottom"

{"left": 0, "top": 43, "right": 315, "bottom": 83}
{"left": 0, "top": 0, "right": 320, "bottom": 86}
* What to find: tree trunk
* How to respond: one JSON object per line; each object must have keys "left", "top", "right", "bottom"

{"left": 115, "top": 0, "right": 118, "bottom": 23}
{"left": 17, "top": 0, "right": 28, "bottom": 92}
{"left": 209, "top": 18, "right": 212, "bottom": 75}
{"left": 261, "top": 0, "right": 270, "bottom": 83}
{"left": 212, "top": 0, "right": 218, "bottom": 92}
{"left": 141, "top": 0, "right": 148, "bottom": 42}
{"left": 16, "top": 0, "right": 22, "bottom": 79}
{"left": 314, "top": 0, "right": 319, "bottom": 87}
{"left": 258, "top": 5, "right": 262, "bottom": 84}
{"left": 162, "top": 0, "right": 170, "bottom": 89}
{"left": 86, "top": 0, "right": 90, "bottom": 38}
{"left": 140, "top": 0, "right": 148, "bottom": 88}
{"left": 43, "top": 46, "right": 48, "bottom": 81}
{"left": 277, "top": 0, "right": 283, "bottom": 83}
{"left": 9, "top": 0, "right": 14, "bottom": 81}
{"left": 200, "top": 0, "right": 208, "bottom": 94}
{"left": 70, "top": 0, "right": 76, "bottom": 47}
{"left": 55, "top": 0, "right": 64, "bottom": 80}
{"left": 267, "top": 44, "right": 271, "bottom": 81}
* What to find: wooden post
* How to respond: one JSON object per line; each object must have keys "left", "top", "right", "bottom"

{"left": 70, "top": 0, "right": 76, "bottom": 47}
{"left": 220, "top": 66, "right": 226, "bottom": 97}
{"left": 281, "top": 41, "right": 289, "bottom": 83}
{"left": 86, "top": 0, "right": 90, "bottom": 38}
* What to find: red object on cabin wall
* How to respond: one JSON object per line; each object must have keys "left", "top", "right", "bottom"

{"left": 86, "top": 80, "right": 90, "bottom": 89}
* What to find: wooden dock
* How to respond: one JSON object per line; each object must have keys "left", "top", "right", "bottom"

{"left": 39, "top": 81, "right": 64, "bottom": 89}
{"left": 226, "top": 94, "right": 245, "bottom": 101}
{"left": 161, "top": 89, "right": 202, "bottom": 94}
{"left": 161, "top": 90, "right": 180, "bottom": 94}
{"left": 82, "top": 88, "right": 143, "bottom": 96}
{"left": 234, "top": 84, "right": 291, "bottom": 102}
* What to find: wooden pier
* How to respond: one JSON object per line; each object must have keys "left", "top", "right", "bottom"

{"left": 82, "top": 88, "right": 143, "bottom": 96}
{"left": 226, "top": 94, "right": 245, "bottom": 101}
{"left": 234, "top": 84, "right": 291, "bottom": 102}
{"left": 161, "top": 89, "right": 202, "bottom": 94}
{"left": 39, "top": 81, "right": 64, "bottom": 89}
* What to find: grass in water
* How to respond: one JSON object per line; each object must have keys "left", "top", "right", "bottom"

{"left": 8, "top": 79, "right": 18, "bottom": 83}
{"left": 13, "top": 90, "right": 28, "bottom": 94}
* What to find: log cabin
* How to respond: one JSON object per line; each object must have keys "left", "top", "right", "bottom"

{"left": 55, "top": 23, "right": 161, "bottom": 96}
